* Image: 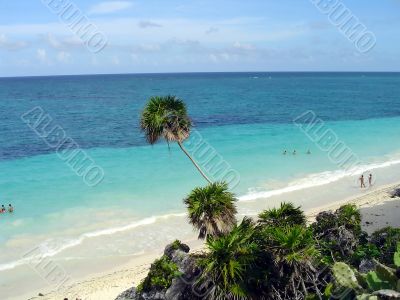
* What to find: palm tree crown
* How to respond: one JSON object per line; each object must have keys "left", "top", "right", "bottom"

{"left": 140, "top": 95, "right": 191, "bottom": 145}
{"left": 258, "top": 202, "right": 307, "bottom": 228}
{"left": 184, "top": 182, "right": 237, "bottom": 239}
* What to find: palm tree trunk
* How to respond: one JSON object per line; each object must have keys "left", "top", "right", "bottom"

{"left": 177, "top": 141, "right": 212, "bottom": 184}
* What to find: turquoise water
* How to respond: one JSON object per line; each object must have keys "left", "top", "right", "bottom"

{"left": 0, "top": 72, "right": 400, "bottom": 276}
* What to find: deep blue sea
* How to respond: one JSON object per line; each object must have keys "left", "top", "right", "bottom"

{"left": 1, "top": 72, "right": 400, "bottom": 283}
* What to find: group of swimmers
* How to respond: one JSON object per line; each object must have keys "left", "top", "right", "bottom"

{"left": 0, "top": 204, "right": 14, "bottom": 214}
{"left": 283, "top": 150, "right": 311, "bottom": 155}
{"left": 359, "top": 174, "right": 373, "bottom": 188}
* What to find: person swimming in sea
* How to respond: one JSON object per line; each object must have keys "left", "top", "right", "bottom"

{"left": 1, "top": 205, "right": 5, "bottom": 213}
{"left": 8, "top": 204, "right": 13, "bottom": 213}
{"left": 307, "top": 149, "right": 311, "bottom": 154}
{"left": 293, "top": 150, "right": 297, "bottom": 155}
{"left": 283, "top": 150, "right": 287, "bottom": 155}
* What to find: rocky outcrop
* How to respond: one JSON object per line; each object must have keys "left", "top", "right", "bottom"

{"left": 116, "top": 242, "right": 204, "bottom": 300}
{"left": 391, "top": 188, "right": 400, "bottom": 198}
{"left": 115, "top": 287, "right": 137, "bottom": 300}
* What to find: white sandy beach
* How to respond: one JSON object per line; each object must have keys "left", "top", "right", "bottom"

{"left": 23, "top": 182, "right": 400, "bottom": 300}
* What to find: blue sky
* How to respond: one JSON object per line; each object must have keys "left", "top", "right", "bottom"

{"left": 0, "top": 0, "right": 399, "bottom": 76}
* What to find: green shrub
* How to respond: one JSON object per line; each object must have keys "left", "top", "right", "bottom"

{"left": 336, "top": 204, "right": 362, "bottom": 234}
{"left": 137, "top": 255, "right": 182, "bottom": 293}
{"left": 351, "top": 243, "right": 380, "bottom": 266}
{"left": 170, "top": 239, "right": 183, "bottom": 250}
{"left": 258, "top": 202, "right": 307, "bottom": 228}
{"left": 312, "top": 204, "right": 364, "bottom": 265}
{"left": 370, "top": 227, "right": 400, "bottom": 265}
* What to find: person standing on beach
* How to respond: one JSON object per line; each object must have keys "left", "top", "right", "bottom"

{"left": 359, "top": 175, "right": 366, "bottom": 188}
{"left": 368, "top": 174, "right": 373, "bottom": 187}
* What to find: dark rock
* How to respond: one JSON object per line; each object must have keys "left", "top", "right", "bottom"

{"left": 165, "top": 248, "right": 204, "bottom": 300}
{"left": 391, "top": 188, "right": 400, "bottom": 198}
{"left": 165, "top": 278, "right": 188, "bottom": 300}
{"left": 313, "top": 211, "right": 338, "bottom": 234}
{"left": 116, "top": 242, "right": 202, "bottom": 300}
{"left": 337, "top": 226, "right": 357, "bottom": 254}
{"left": 315, "top": 211, "right": 337, "bottom": 225}
{"left": 38, "top": 293, "right": 44, "bottom": 297}
{"left": 359, "top": 259, "right": 376, "bottom": 273}
{"left": 115, "top": 287, "right": 137, "bottom": 300}
{"left": 164, "top": 242, "right": 190, "bottom": 259}
{"left": 139, "top": 291, "right": 166, "bottom": 300}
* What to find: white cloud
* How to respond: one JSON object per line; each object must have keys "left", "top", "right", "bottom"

{"left": 36, "top": 48, "right": 48, "bottom": 64}
{"left": 88, "top": 1, "right": 134, "bottom": 15}
{"left": 233, "top": 42, "right": 255, "bottom": 51}
{"left": 43, "top": 34, "right": 83, "bottom": 50}
{"left": 57, "top": 51, "right": 71, "bottom": 63}
{"left": 0, "top": 34, "right": 28, "bottom": 51}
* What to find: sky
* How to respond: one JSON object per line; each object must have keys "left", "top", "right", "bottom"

{"left": 0, "top": 0, "right": 399, "bottom": 76}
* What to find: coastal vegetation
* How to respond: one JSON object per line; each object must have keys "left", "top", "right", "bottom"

{"left": 126, "top": 201, "right": 400, "bottom": 300}
{"left": 124, "top": 96, "right": 400, "bottom": 300}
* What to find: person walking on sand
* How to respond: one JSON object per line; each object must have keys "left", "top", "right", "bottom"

{"left": 359, "top": 175, "right": 366, "bottom": 188}
{"left": 368, "top": 174, "right": 373, "bottom": 187}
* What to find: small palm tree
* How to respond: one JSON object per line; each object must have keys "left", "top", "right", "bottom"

{"left": 199, "top": 217, "right": 259, "bottom": 299}
{"left": 265, "top": 225, "right": 320, "bottom": 298}
{"left": 266, "top": 225, "right": 318, "bottom": 267}
{"left": 140, "top": 95, "right": 211, "bottom": 183}
{"left": 258, "top": 202, "right": 307, "bottom": 228}
{"left": 184, "top": 182, "right": 237, "bottom": 239}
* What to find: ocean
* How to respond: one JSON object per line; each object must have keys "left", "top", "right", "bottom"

{"left": 1, "top": 72, "right": 400, "bottom": 297}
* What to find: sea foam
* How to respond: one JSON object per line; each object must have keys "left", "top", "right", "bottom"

{"left": 239, "top": 157, "right": 400, "bottom": 202}
{"left": 0, "top": 213, "right": 186, "bottom": 272}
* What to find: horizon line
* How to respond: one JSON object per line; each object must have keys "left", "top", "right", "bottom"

{"left": 1, "top": 70, "right": 400, "bottom": 79}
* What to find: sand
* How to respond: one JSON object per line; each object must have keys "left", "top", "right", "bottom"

{"left": 26, "top": 183, "right": 400, "bottom": 300}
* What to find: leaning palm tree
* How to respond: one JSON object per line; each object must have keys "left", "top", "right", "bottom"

{"left": 258, "top": 202, "right": 307, "bottom": 228}
{"left": 140, "top": 95, "right": 211, "bottom": 183}
{"left": 184, "top": 182, "right": 237, "bottom": 239}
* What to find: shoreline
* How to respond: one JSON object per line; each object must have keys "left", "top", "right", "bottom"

{"left": 24, "top": 182, "right": 400, "bottom": 300}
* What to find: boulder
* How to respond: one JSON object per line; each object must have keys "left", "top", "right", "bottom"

{"left": 116, "top": 242, "right": 202, "bottom": 300}
{"left": 115, "top": 287, "right": 137, "bottom": 300}
{"left": 164, "top": 241, "right": 190, "bottom": 259}
{"left": 359, "top": 259, "right": 377, "bottom": 273}
{"left": 391, "top": 188, "right": 400, "bottom": 198}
